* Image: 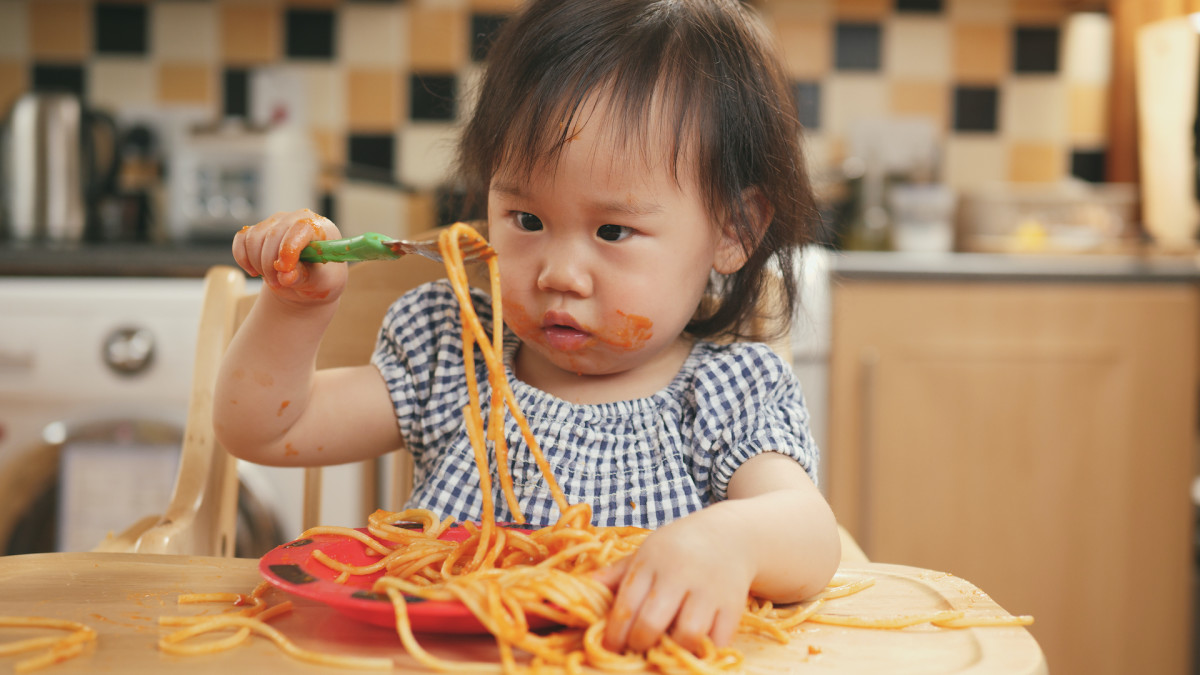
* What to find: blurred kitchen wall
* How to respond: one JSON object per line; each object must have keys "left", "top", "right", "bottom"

{"left": 0, "top": 0, "right": 1110, "bottom": 234}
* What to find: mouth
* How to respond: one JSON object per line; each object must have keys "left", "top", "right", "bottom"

{"left": 541, "top": 312, "right": 591, "bottom": 351}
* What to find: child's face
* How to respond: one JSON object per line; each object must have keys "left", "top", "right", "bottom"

{"left": 488, "top": 99, "right": 740, "bottom": 387}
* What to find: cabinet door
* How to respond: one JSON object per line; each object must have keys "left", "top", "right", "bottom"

{"left": 827, "top": 281, "right": 1197, "bottom": 675}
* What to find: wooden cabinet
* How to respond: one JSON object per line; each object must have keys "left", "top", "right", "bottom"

{"left": 827, "top": 280, "right": 1198, "bottom": 675}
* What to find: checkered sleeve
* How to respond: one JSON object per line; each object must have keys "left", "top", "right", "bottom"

{"left": 698, "top": 343, "right": 819, "bottom": 501}
{"left": 369, "top": 280, "right": 464, "bottom": 457}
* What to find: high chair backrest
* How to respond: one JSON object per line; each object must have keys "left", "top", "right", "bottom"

{"left": 118, "top": 255, "right": 449, "bottom": 557}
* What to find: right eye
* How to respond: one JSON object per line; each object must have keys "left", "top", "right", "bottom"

{"left": 515, "top": 212, "right": 543, "bottom": 232}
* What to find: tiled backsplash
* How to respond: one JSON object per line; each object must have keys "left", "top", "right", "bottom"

{"left": 0, "top": 0, "right": 1110, "bottom": 237}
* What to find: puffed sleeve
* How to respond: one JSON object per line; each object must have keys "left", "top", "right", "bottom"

{"left": 370, "top": 280, "right": 467, "bottom": 452}
{"left": 692, "top": 342, "right": 819, "bottom": 501}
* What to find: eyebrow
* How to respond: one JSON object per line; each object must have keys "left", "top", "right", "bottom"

{"left": 490, "top": 181, "right": 665, "bottom": 217}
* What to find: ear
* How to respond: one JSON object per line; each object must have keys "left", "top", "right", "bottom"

{"left": 713, "top": 186, "right": 773, "bottom": 275}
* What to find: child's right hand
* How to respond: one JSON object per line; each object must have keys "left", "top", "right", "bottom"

{"left": 231, "top": 208, "right": 348, "bottom": 306}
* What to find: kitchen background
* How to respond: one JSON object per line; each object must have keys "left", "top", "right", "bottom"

{"left": 3, "top": 1, "right": 1200, "bottom": 675}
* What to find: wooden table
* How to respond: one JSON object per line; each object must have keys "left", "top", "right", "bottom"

{"left": 0, "top": 552, "right": 1046, "bottom": 673}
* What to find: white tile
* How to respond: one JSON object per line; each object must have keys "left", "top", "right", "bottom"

{"left": 398, "top": 122, "right": 459, "bottom": 190}
{"left": 0, "top": 1, "right": 28, "bottom": 59}
{"left": 300, "top": 64, "right": 344, "bottom": 131}
{"left": 336, "top": 180, "right": 406, "bottom": 239}
{"left": 251, "top": 64, "right": 343, "bottom": 130}
{"left": 1001, "top": 77, "right": 1066, "bottom": 142}
{"left": 822, "top": 75, "right": 888, "bottom": 137}
{"left": 153, "top": 1, "right": 217, "bottom": 62}
{"left": 1062, "top": 12, "right": 1111, "bottom": 85}
{"left": 89, "top": 60, "right": 156, "bottom": 112}
{"left": 943, "top": 136, "right": 1008, "bottom": 189}
{"left": 885, "top": 17, "right": 950, "bottom": 80}
{"left": 340, "top": 3, "right": 407, "bottom": 68}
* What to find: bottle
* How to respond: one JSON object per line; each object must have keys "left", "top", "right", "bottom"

{"left": 262, "top": 106, "right": 317, "bottom": 216}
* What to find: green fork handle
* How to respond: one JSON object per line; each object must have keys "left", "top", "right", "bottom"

{"left": 299, "top": 232, "right": 401, "bottom": 263}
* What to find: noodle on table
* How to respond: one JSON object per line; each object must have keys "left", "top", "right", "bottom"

{"left": 158, "top": 223, "right": 1033, "bottom": 673}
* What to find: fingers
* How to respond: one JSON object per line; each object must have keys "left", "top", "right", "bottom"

{"left": 592, "top": 556, "right": 631, "bottom": 591}
{"left": 231, "top": 209, "right": 338, "bottom": 289}
{"left": 602, "top": 559, "right": 653, "bottom": 653}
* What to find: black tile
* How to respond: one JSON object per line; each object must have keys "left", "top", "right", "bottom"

{"left": 319, "top": 192, "right": 336, "bottom": 224}
{"left": 95, "top": 3, "right": 148, "bottom": 55}
{"left": 223, "top": 68, "right": 250, "bottom": 118}
{"left": 792, "top": 81, "right": 820, "bottom": 131}
{"left": 895, "top": 0, "right": 943, "bottom": 11}
{"left": 31, "top": 64, "right": 86, "bottom": 97}
{"left": 835, "top": 23, "right": 882, "bottom": 71}
{"left": 410, "top": 74, "right": 456, "bottom": 121}
{"left": 1014, "top": 26, "right": 1059, "bottom": 73}
{"left": 471, "top": 13, "right": 508, "bottom": 62}
{"left": 347, "top": 133, "right": 395, "bottom": 181}
{"left": 953, "top": 85, "right": 999, "bottom": 132}
{"left": 286, "top": 8, "right": 336, "bottom": 60}
{"left": 1070, "top": 149, "right": 1106, "bottom": 183}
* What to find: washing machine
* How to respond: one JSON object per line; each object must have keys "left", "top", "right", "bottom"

{"left": 0, "top": 276, "right": 316, "bottom": 557}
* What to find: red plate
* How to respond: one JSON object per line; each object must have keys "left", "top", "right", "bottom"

{"left": 259, "top": 523, "right": 541, "bottom": 634}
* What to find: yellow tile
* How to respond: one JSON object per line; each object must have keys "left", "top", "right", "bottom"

{"left": 774, "top": 18, "right": 830, "bottom": 79}
{"left": 346, "top": 69, "right": 399, "bottom": 132}
{"left": 0, "top": 61, "right": 28, "bottom": 114}
{"left": 947, "top": 0, "right": 1010, "bottom": 22}
{"left": 1067, "top": 83, "right": 1107, "bottom": 145}
{"left": 1012, "top": 0, "right": 1069, "bottom": 24}
{"left": 158, "top": 64, "right": 213, "bottom": 104}
{"left": 889, "top": 81, "right": 949, "bottom": 131}
{"left": 761, "top": 0, "right": 833, "bottom": 22}
{"left": 31, "top": 0, "right": 89, "bottom": 60}
{"left": 407, "top": 190, "right": 437, "bottom": 234}
{"left": 409, "top": 7, "right": 468, "bottom": 72}
{"left": 953, "top": 23, "right": 1009, "bottom": 83}
{"left": 221, "top": 4, "right": 280, "bottom": 65}
{"left": 1008, "top": 142, "right": 1065, "bottom": 183}
{"left": 469, "top": 0, "right": 524, "bottom": 11}
{"left": 312, "top": 128, "right": 345, "bottom": 192}
{"left": 834, "top": 0, "right": 891, "bottom": 21}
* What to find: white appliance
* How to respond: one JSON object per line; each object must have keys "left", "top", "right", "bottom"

{"left": 0, "top": 277, "right": 354, "bottom": 555}
{"left": 1136, "top": 14, "right": 1200, "bottom": 248}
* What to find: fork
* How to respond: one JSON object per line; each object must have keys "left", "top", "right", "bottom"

{"left": 299, "top": 231, "right": 494, "bottom": 264}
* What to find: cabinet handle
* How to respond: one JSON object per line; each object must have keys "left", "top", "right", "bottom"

{"left": 858, "top": 346, "right": 880, "bottom": 556}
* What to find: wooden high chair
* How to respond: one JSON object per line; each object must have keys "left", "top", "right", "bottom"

{"left": 100, "top": 247, "right": 866, "bottom": 563}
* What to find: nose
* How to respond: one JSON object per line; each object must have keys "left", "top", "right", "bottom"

{"left": 536, "top": 235, "right": 592, "bottom": 297}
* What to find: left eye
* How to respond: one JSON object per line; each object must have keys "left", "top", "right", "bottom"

{"left": 596, "top": 224, "right": 633, "bottom": 242}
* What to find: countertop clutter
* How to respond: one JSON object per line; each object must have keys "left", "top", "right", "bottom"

{"left": 0, "top": 241, "right": 237, "bottom": 278}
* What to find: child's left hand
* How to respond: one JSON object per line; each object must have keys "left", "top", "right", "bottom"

{"left": 595, "top": 509, "right": 753, "bottom": 655}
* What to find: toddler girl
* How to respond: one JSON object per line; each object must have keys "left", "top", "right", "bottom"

{"left": 215, "top": 0, "right": 840, "bottom": 656}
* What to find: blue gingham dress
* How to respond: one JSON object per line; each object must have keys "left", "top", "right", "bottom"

{"left": 371, "top": 280, "right": 818, "bottom": 528}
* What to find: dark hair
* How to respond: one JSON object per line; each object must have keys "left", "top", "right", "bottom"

{"left": 456, "top": 0, "right": 818, "bottom": 342}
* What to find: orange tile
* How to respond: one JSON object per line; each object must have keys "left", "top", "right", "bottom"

{"left": 312, "top": 128, "right": 345, "bottom": 192}
{"left": 409, "top": 7, "right": 468, "bottom": 71}
{"left": 952, "top": 22, "right": 1010, "bottom": 83}
{"left": 346, "top": 69, "right": 399, "bottom": 132}
{"left": 1008, "top": 142, "right": 1065, "bottom": 183}
{"left": 834, "top": 0, "right": 891, "bottom": 21}
{"left": 221, "top": 4, "right": 280, "bottom": 65}
{"left": 407, "top": 190, "right": 437, "bottom": 234}
{"left": 30, "top": 0, "right": 88, "bottom": 60}
{"left": 0, "top": 61, "right": 28, "bottom": 114}
{"left": 1067, "top": 83, "right": 1108, "bottom": 145}
{"left": 469, "top": 0, "right": 524, "bottom": 11}
{"left": 889, "top": 80, "right": 949, "bottom": 130}
{"left": 158, "top": 64, "right": 213, "bottom": 104}
{"left": 774, "top": 17, "right": 830, "bottom": 79}
{"left": 1012, "top": 0, "right": 1069, "bottom": 24}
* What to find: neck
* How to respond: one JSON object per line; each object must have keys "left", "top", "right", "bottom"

{"left": 513, "top": 337, "right": 694, "bottom": 405}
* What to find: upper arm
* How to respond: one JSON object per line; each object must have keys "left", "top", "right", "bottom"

{"left": 726, "top": 451, "right": 820, "bottom": 501}
{"left": 271, "top": 364, "right": 403, "bottom": 466}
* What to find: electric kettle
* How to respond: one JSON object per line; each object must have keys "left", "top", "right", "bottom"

{"left": 0, "top": 93, "right": 119, "bottom": 243}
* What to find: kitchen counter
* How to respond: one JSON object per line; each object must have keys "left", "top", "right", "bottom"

{"left": 6, "top": 240, "right": 1200, "bottom": 282}
{"left": 0, "top": 241, "right": 236, "bottom": 277}
{"left": 830, "top": 249, "right": 1200, "bottom": 283}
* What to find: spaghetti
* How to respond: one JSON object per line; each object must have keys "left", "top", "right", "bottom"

{"left": 158, "top": 223, "right": 1034, "bottom": 672}
{"left": 0, "top": 616, "right": 97, "bottom": 673}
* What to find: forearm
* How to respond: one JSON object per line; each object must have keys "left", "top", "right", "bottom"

{"left": 213, "top": 289, "right": 339, "bottom": 458}
{"left": 699, "top": 487, "right": 841, "bottom": 602}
